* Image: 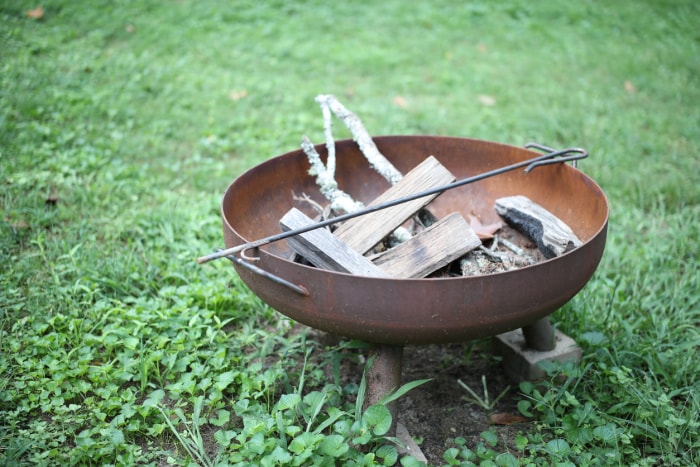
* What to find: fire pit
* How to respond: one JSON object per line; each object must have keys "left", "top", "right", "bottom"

{"left": 221, "top": 136, "right": 607, "bottom": 342}
{"left": 218, "top": 135, "right": 608, "bottom": 440}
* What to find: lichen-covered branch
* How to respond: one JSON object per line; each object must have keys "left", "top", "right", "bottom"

{"left": 303, "top": 95, "right": 414, "bottom": 244}
{"left": 301, "top": 135, "right": 411, "bottom": 243}
{"left": 319, "top": 100, "right": 336, "bottom": 178}
{"left": 301, "top": 136, "right": 365, "bottom": 214}
{"left": 315, "top": 94, "right": 404, "bottom": 185}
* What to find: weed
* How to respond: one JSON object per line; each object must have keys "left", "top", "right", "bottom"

{"left": 457, "top": 376, "right": 510, "bottom": 413}
{"left": 151, "top": 351, "right": 430, "bottom": 465}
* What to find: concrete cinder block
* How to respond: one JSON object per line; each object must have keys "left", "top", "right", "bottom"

{"left": 494, "top": 328, "right": 582, "bottom": 381}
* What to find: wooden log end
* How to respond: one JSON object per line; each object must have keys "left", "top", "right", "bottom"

{"left": 280, "top": 208, "right": 391, "bottom": 278}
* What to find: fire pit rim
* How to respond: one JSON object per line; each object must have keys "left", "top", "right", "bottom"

{"left": 221, "top": 134, "right": 610, "bottom": 283}
{"left": 220, "top": 134, "right": 610, "bottom": 344}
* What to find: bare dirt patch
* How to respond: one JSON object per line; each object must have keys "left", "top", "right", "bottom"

{"left": 398, "top": 342, "right": 527, "bottom": 464}
{"left": 307, "top": 329, "right": 530, "bottom": 465}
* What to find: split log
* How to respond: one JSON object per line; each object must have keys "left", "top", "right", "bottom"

{"left": 333, "top": 156, "right": 455, "bottom": 254}
{"left": 494, "top": 195, "right": 582, "bottom": 259}
{"left": 280, "top": 208, "right": 391, "bottom": 278}
{"left": 371, "top": 213, "right": 481, "bottom": 278}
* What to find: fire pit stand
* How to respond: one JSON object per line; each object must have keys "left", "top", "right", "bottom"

{"left": 521, "top": 317, "right": 556, "bottom": 351}
{"left": 365, "top": 344, "right": 404, "bottom": 436}
{"left": 361, "top": 317, "right": 555, "bottom": 439}
{"left": 217, "top": 135, "right": 609, "bottom": 451}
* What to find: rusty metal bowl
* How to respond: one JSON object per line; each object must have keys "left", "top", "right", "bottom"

{"left": 222, "top": 136, "right": 608, "bottom": 345}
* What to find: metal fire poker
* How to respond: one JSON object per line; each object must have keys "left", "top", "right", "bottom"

{"left": 197, "top": 144, "right": 587, "bottom": 265}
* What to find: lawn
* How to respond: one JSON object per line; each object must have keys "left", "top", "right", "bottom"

{"left": 1, "top": 0, "right": 699, "bottom": 465}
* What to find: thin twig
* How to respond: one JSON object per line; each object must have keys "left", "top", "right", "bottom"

{"left": 478, "top": 245, "right": 505, "bottom": 262}
{"left": 292, "top": 192, "right": 328, "bottom": 219}
{"left": 496, "top": 235, "right": 526, "bottom": 256}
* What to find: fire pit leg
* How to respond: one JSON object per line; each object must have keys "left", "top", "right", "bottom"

{"left": 364, "top": 343, "right": 403, "bottom": 436}
{"left": 521, "top": 317, "right": 555, "bottom": 351}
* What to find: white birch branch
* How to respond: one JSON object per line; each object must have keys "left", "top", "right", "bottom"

{"left": 302, "top": 95, "right": 415, "bottom": 244}
{"left": 320, "top": 101, "right": 336, "bottom": 178}
{"left": 301, "top": 136, "right": 364, "bottom": 214}
{"left": 315, "top": 94, "right": 404, "bottom": 185}
{"left": 301, "top": 135, "right": 412, "bottom": 243}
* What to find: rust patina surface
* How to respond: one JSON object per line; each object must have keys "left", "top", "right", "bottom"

{"left": 221, "top": 136, "right": 609, "bottom": 345}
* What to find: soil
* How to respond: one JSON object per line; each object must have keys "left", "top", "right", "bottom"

{"left": 398, "top": 341, "right": 526, "bottom": 464}
{"left": 308, "top": 330, "right": 529, "bottom": 466}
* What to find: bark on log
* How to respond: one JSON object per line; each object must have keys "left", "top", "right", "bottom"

{"left": 494, "top": 195, "right": 582, "bottom": 259}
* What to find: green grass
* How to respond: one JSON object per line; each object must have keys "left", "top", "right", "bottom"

{"left": 2, "top": 0, "right": 699, "bottom": 465}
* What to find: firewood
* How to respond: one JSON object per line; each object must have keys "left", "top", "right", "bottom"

{"left": 280, "top": 208, "right": 391, "bottom": 278}
{"left": 333, "top": 156, "right": 455, "bottom": 254}
{"left": 494, "top": 195, "right": 582, "bottom": 259}
{"left": 371, "top": 213, "right": 481, "bottom": 278}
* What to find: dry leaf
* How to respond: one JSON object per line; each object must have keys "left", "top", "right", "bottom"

{"left": 489, "top": 412, "right": 527, "bottom": 425}
{"left": 125, "top": 24, "right": 136, "bottom": 33}
{"left": 27, "top": 5, "right": 44, "bottom": 20}
{"left": 624, "top": 80, "right": 637, "bottom": 94}
{"left": 468, "top": 214, "right": 503, "bottom": 240}
{"left": 229, "top": 90, "right": 248, "bottom": 101}
{"left": 4, "top": 217, "right": 29, "bottom": 229}
{"left": 478, "top": 94, "right": 496, "bottom": 106}
{"left": 477, "top": 43, "right": 488, "bottom": 53}
{"left": 392, "top": 95, "right": 408, "bottom": 109}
